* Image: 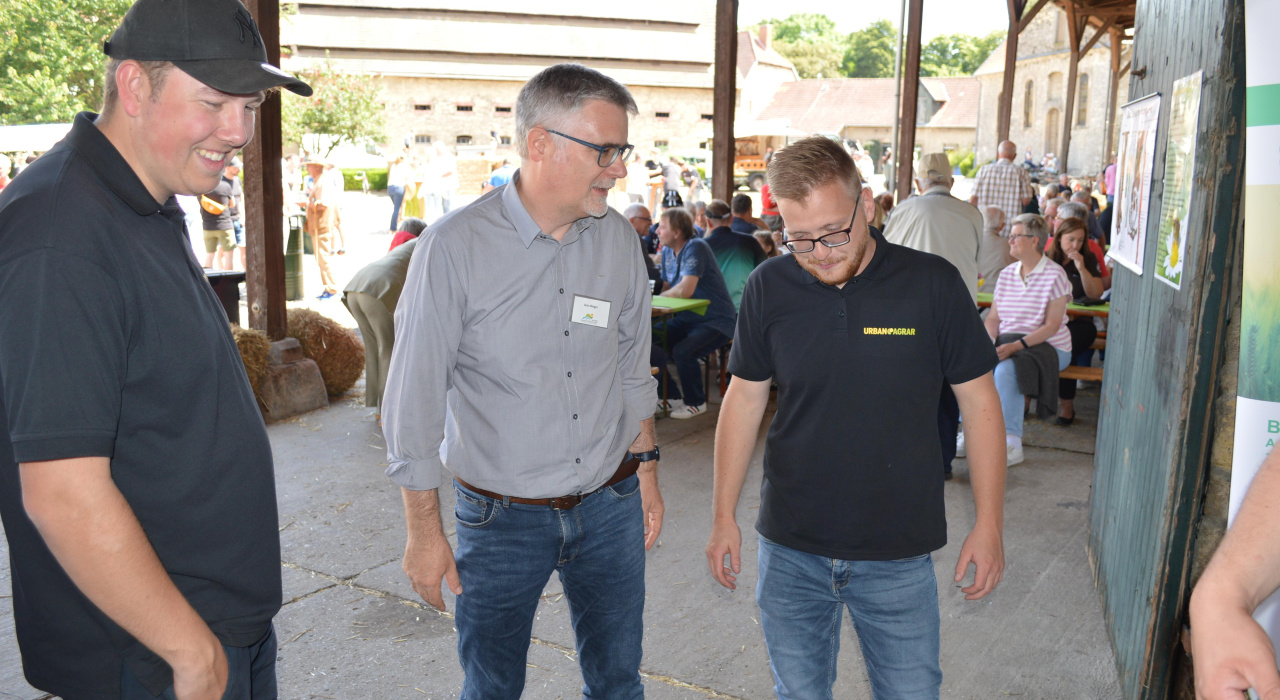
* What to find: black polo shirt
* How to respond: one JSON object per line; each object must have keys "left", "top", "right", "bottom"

{"left": 0, "top": 113, "right": 280, "bottom": 698}
{"left": 729, "top": 228, "right": 997, "bottom": 561}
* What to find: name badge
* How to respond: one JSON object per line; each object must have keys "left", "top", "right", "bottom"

{"left": 571, "top": 295, "right": 611, "bottom": 329}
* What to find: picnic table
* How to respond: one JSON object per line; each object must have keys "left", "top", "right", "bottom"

{"left": 976, "top": 292, "right": 1109, "bottom": 318}
{"left": 652, "top": 296, "right": 710, "bottom": 316}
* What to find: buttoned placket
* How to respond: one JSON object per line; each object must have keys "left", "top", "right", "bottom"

{"left": 549, "top": 224, "right": 589, "bottom": 491}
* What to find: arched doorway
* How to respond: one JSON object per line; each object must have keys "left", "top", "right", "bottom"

{"left": 1045, "top": 108, "right": 1061, "bottom": 161}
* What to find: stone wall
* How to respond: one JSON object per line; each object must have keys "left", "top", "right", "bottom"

{"left": 379, "top": 76, "right": 713, "bottom": 159}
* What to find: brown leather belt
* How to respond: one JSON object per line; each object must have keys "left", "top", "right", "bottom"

{"left": 455, "top": 456, "right": 641, "bottom": 510}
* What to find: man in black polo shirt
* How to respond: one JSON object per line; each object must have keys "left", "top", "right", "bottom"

{"left": 0, "top": 0, "right": 311, "bottom": 698}
{"left": 705, "top": 137, "right": 1007, "bottom": 699}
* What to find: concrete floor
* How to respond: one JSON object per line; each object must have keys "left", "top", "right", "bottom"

{"left": 1, "top": 190, "right": 1120, "bottom": 699}
{"left": 2, "top": 382, "right": 1120, "bottom": 700}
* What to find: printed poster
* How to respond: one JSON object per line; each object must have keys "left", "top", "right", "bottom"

{"left": 1107, "top": 93, "right": 1161, "bottom": 275}
{"left": 1231, "top": 0, "right": 1280, "bottom": 681}
{"left": 1153, "top": 72, "right": 1203, "bottom": 289}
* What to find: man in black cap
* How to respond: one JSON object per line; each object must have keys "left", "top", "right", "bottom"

{"left": 0, "top": 0, "right": 310, "bottom": 698}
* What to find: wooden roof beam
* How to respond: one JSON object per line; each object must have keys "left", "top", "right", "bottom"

{"left": 1079, "top": 16, "right": 1116, "bottom": 55}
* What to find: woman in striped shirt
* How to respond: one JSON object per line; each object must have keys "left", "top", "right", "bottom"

{"left": 979, "top": 213, "right": 1072, "bottom": 467}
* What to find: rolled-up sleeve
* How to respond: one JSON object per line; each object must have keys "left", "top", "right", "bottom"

{"left": 381, "top": 231, "right": 465, "bottom": 491}
{"left": 618, "top": 238, "right": 656, "bottom": 431}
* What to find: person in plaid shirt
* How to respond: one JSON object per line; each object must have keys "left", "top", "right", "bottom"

{"left": 969, "top": 141, "right": 1035, "bottom": 237}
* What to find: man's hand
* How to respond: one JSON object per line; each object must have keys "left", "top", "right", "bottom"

{"left": 171, "top": 641, "right": 229, "bottom": 700}
{"left": 705, "top": 517, "right": 742, "bottom": 589}
{"left": 1190, "top": 595, "right": 1280, "bottom": 699}
{"left": 954, "top": 523, "right": 1004, "bottom": 600}
{"left": 638, "top": 466, "right": 664, "bottom": 550}
{"left": 401, "top": 488, "right": 462, "bottom": 612}
{"left": 995, "top": 342, "right": 1021, "bottom": 361}
{"left": 403, "top": 529, "right": 462, "bottom": 612}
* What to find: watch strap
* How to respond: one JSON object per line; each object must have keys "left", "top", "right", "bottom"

{"left": 629, "top": 447, "right": 660, "bottom": 462}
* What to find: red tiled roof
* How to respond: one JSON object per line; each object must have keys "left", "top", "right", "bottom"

{"left": 755, "top": 77, "right": 980, "bottom": 133}
{"left": 737, "top": 29, "right": 796, "bottom": 81}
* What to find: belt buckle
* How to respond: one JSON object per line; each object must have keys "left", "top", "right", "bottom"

{"left": 550, "top": 494, "right": 583, "bottom": 510}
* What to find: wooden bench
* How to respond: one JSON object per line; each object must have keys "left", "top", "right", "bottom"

{"left": 1060, "top": 366, "right": 1104, "bottom": 382}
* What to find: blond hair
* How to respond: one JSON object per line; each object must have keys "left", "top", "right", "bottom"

{"left": 766, "top": 137, "right": 863, "bottom": 203}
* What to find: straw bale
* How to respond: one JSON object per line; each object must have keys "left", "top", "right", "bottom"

{"left": 230, "top": 324, "right": 270, "bottom": 402}
{"left": 286, "top": 308, "right": 365, "bottom": 396}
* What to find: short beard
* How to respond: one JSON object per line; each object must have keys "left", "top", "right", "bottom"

{"left": 798, "top": 234, "right": 869, "bottom": 287}
{"left": 584, "top": 179, "right": 614, "bottom": 218}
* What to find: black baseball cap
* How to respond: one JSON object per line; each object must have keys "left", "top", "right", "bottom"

{"left": 103, "top": 0, "right": 313, "bottom": 97}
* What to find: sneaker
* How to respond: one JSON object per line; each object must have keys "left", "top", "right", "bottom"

{"left": 955, "top": 432, "right": 966, "bottom": 458}
{"left": 655, "top": 398, "right": 685, "bottom": 416}
{"left": 316, "top": 290, "right": 335, "bottom": 300}
{"left": 669, "top": 403, "right": 706, "bottom": 420}
{"left": 1006, "top": 443, "right": 1025, "bottom": 467}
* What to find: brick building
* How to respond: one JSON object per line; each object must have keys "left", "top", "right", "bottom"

{"left": 973, "top": 3, "right": 1131, "bottom": 175}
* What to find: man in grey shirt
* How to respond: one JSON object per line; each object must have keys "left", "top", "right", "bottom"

{"left": 381, "top": 63, "right": 661, "bottom": 699}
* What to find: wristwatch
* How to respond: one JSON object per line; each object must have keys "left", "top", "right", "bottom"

{"left": 628, "top": 447, "right": 660, "bottom": 463}
{"left": 1018, "top": 338, "right": 1030, "bottom": 349}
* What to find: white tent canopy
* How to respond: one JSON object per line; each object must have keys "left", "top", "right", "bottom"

{"left": 0, "top": 123, "right": 73, "bottom": 153}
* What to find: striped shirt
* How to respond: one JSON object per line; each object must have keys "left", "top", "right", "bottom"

{"left": 993, "top": 255, "right": 1072, "bottom": 352}
{"left": 972, "top": 158, "right": 1034, "bottom": 236}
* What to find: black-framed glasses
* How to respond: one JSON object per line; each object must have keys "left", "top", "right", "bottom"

{"left": 784, "top": 207, "right": 859, "bottom": 254}
{"left": 545, "top": 129, "right": 634, "bottom": 168}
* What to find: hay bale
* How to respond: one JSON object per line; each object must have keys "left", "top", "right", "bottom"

{"left": 286, "top": 308, "right": 365, "bottom": 396}
{"left": 231, "top": 324, "right": 270, "bottom": 402}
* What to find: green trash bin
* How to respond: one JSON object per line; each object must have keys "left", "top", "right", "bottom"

{"left": 285, "top": 215, "right": 305, "bottom": 301}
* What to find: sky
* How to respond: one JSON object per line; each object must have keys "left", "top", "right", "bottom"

{"left": 738, "top": 0, "right": 1010, "bottom": 43}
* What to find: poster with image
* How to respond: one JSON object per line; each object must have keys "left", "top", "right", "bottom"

{"left": 1154, "top": 71, "right": 1204, "bottom": 289}
{"left": 1232, "top": 0, "right": 1280, "bottom": 683}
{"left": 1107, "top": 93, "right": 1161, "bottom": 274}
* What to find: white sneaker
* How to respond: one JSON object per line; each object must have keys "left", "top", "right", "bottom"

{"left": 955, "top": 432, "right": 966, "bottom": 458}
{"left": 656, "top": 398, "right": 685, "bottom": 416}
{"left": 669, "top": 403, "right": 706, "bottom": 420}
{"left": 1006, "top": 443, "right": 1025, "bottom": 467}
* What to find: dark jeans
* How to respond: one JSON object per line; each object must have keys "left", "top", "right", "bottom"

{"left": 121, "top": 626, "right": 277, "bottom": 699}
{"left": 651, "top": 315, "right": 730, "bottom": 408}
{"left": 937, "top": 384, "right": 959, "bottom": 474}
{"left": 387, "top": 184, "right": 405, "bottom": 230}
{"left": 453, "top": 475, "right": 646, "bottom": 699}
{"left": 1060, "top": 317, "right": 1098, "bottom": 400}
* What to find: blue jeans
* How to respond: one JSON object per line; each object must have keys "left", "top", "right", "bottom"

{"left": 232, "top": 219, "right": 244, "bottom": 246}
{"left": 651, "top": 315, "right": 729, "bottom": 408}
{"left": 121, "top": 626, "right": 277, "bottom": 699}
{"left": 387, "top": 184, "right": 405, "bottom": 230}
{"left": 993, "top": 348, "right": 1071, "bottom": 436}
{"left": 454, "top": 474, "right": 646, "bottom": 699}
{"left": 756, "top": 537, "right": 941, "bottom": 700}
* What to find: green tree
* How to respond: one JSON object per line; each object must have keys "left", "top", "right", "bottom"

{"left": 280, "top": 57, "right": 386, "bottom": 157}
{"left": 757, "top": 13, "right": 847, "bottom": 80}
{"left": 843, "top": 19, "right": 897, "bottom": 78}
{"left": 0, "top": 0, "right": 131, "bottom": 124}
{"left": 920, "top": 30, "right": 1006, "bottom": 76}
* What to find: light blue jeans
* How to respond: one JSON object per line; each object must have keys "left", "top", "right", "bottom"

{"left": 453, "top": 475, "right": 646, "bottom": 700}
{"left": 756, "top": 536, "right": 942, "bottom": 700}
{"left": 993, "top": 348, "right": 1072, "bottom": 437}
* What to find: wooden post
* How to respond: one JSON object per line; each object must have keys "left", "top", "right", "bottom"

{"left": 241, "top": 0, "right": 287, "bottom": 340}
{"left": 997, "top": 0, "right": 1026, "bottom": 142}
{"left": 1103, "top": 25, "right": 1124, "bottom": 166}
{"left": 895, "top": 0, "right": 923, "bottom": 201}
{"left": 1059, "top": 2, "right": 1084, "bottom": 175}
{"left": 712, "top": 0, "right": 738, "bottom": 203}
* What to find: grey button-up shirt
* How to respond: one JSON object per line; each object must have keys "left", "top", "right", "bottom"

{"left": 382, "top": 173, "right": 656, "bottom": 497}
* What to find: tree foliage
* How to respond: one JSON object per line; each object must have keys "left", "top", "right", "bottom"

{"left": 280, "top": 58, "right": 386, "bottom": 157}
{"left": 763, "top": 13, "right": 846, "bottom": 79}
{"left": 844, "top": 19, "right": 897, "bottom": 78}
{"left": 0, "top": 0, "right": 131, "bottom": 124}
{"left": 920, "top": 30, "right": 1006, "bottom": 77}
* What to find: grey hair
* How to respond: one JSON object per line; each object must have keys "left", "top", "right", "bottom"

{"left": 515, "top": 63, "right": 638, "bottom": 159}
{"left": 1057, "top": 201, "right": 1088, "bottom": 221}
{"left": 982, "top": 206, "right": 1006, "bottom": 233}
{"left": 1011, "top": 213, "right": 1049, "bottom": 249}
{"left": 622, "top": 203, "right": 649, "bottom": 219}
{"left": 1070, "top": 190, "right": 1091, "bottom": 203}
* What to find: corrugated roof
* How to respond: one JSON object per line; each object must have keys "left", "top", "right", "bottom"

{"left": 755, "top": 77, "right": 980, "bottom": 133}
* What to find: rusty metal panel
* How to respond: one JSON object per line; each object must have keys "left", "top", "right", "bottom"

{"left": 1087, "top": 0, "right": 1245, "bottom": 697}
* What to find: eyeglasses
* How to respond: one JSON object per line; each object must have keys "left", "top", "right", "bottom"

{"left": 1008, "top": 233, "right": 1038, "bottom": 241}
{"left": 545, "top": 129, "right": 634, "bottom": 168}
{"left": 784, "top": 207, "right": 859, "bottom": 254}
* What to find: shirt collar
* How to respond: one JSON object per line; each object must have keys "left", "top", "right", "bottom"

{"left": 501, "top": 169, "right": 593, "bottom": 248}
{"left": 1022, "top": 253, "right": 1050, "bottom": 280}
{"left": 68, "top": 112, "right": 172, "bottom": 216}
{"left": 923, "top": 185, "right": 951, "bottom": 196}
{"left": 997, "top": 157, "right": 1013, "bottom": 164}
